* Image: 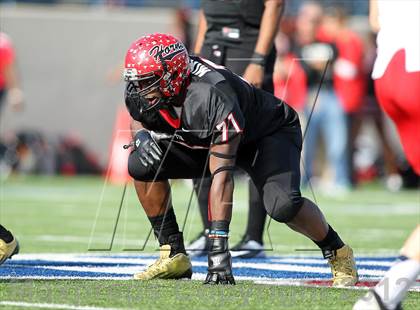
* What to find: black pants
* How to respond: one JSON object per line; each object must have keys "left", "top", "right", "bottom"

{"left": 194, "top": 43, "right": 276, "bottom": 239}
{"left": 200, "top": 42, "right": 275, "bottom": 93}
{"left": 128, "top": 129, "right": 304, "bottom": 224}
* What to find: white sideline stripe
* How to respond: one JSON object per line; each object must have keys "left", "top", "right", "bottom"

{"left": 270, "top": 258, "right": 394, "bottom": 267}
{"left": 11, "top": 253, "right": 398, "bottom": 264}
{"left": 10, "top": 254, "right": 156, "bottom": 265}
{"left": 8, "top": 254, "right": 396, "bottom": 277}
{"left": 16, "top": 261, "right": 387, "bottom": 278}
{"left": 42, "top": 263, "right": 391, "bottom": 277}
{"left": 0, "top": 301, "right": 128, "bottom": 310}
{"left": 11, "top": 253, "right": 393, "bottom": 269}
{"left": 232, "top": 262, "right": 387, "bottom": 277}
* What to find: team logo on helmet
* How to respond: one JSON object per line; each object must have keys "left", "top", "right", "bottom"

{"left": 149, "top": 42, "right": 186, "bottom": 62}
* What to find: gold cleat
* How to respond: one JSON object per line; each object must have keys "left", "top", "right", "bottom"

{"left": 134, "top": 244, "right": 192, "bottom": 280}
{"left": 0, "top": 237, "right": 19, "bottom": 265}
{"left": 328, "top": 244, "right": 358, "bottom": 287}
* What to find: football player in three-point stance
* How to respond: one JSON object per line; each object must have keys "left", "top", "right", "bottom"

{"left": 124, "top": 33, "right": 358, "bottom": 285}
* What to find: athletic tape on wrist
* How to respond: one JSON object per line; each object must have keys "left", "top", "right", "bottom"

{"left": 208, "top": 230, "right": 229, "bottom": 238}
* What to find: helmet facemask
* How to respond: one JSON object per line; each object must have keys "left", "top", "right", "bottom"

{"left": 124, "top": 69, "right": 166, "bottom": 113}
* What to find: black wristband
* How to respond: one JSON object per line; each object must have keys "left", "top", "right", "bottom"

{"left": 250, "top": 52, "right": 266, "bottom": 67}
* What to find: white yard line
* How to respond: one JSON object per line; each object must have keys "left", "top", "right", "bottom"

{"left": 232, "top": 262, "right": 387, "bottom": 277}
{"left": 269, "top": 258, "right": 395, "bottom": 267}
{"left": 0, "top": 301, "right": 129, "bottom": 310}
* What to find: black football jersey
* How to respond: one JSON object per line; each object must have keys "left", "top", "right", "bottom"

{"left": 125, "top": 56, "right": 300, "bottom": 149}
{"left": 202, "top": 0, "right": 264, "bottom": 47}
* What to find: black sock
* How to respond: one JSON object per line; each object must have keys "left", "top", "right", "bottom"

{"left": 244, "top": 180, "right": 266, "bottom": 244}
{"left": 148, "top": 208, "right": 180, "bottom": 245}
{"left": 0, "top": 225, "right": 14, "bottom": 243}
{"left": 313, "top": 225, "right": 345, "bottom": 258}
{"left": 194, "top": 177, "right": 212, "bottom": 230}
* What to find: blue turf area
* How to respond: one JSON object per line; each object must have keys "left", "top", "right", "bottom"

{"left": 0, "top": 254, "right": 397, "bottom": 281}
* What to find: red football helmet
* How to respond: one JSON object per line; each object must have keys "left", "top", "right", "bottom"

{"left": 124, "top": 33, "right": 190, "bottom": 99}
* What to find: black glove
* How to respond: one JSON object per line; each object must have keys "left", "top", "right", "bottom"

{"left": 204, "top": 237, "right": 235, "bottom": 285}
{"left": 133, "top": 129, "right": 163, "bottom": 168}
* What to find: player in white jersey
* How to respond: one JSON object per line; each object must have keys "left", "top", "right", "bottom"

{"left": 353, "top": 1, "right": 420, "bottom": 309}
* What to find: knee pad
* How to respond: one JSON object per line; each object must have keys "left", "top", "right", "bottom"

{"left": 127, "top": 151, "right": 154, "bottom": 181}
{"left": 264, "top": 190, "right": 303, "bottom": 223}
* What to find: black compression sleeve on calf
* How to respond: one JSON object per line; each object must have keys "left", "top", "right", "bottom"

{"left": 0, "top": 225, "right": 13, "bottom": 243}
{"left": 148, "top": 208, "right": 180, "bottom": 245}
{"left": 245, "top": 180, "right": 266, "bottom": 244}
{"left": 313, "top": 225, "right": 345, "bottom": 258}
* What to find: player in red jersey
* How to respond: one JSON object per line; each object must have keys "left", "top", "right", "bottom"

{"left": 354, "top": 1, "right": 420, "bottom": 309}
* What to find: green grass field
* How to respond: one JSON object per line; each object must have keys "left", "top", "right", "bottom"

{"left": 0, "top": 175, "right": 419, "bottom": 309}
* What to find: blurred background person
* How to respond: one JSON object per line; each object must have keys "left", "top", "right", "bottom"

{"left": 319, "top": 6, "right": 402, "bottom": 191}
{"left": 0, "top": 32, "right": 23, "bottom": 121}
{"left": 353, "top": 31, "right": 402, "bottom": 191}
{"left": 354, "top": 0, "right": 420, "bottom": 308}
{"left": 273, "top": 20, "right": 308, "bottom": 114}
{"left": 172, "top": 7, "right": 193, "bottom": 52}
{"left": 320, "top": 6, "right": 366, "bottom": 117}
{"left": 0, "top": 31, "right": 21, "bottom": 266}
{"left": 318, "top": 6, "right": 366, "bottom": 187}
{"left": 292, "top": 1, "right": 351, "bottom": 195}
{"left": 0, "top": 31, "right": 24, "bottom": 177}
{"left": 188, "top": 0, "right": 285, "bottom": 258}
{"left": 368, "top": 0, "right": 420, "bottom": 178}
